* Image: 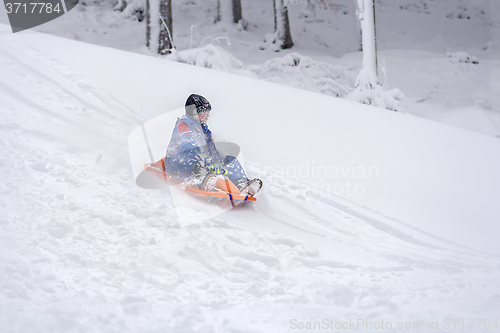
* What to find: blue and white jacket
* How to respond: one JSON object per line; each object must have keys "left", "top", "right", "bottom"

{"left": 165, "top": 114, "right": 223, "bottom": 174}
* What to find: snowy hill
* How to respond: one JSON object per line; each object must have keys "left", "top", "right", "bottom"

{"left": 1, "top": 25, "right": 500, "bottom": 332}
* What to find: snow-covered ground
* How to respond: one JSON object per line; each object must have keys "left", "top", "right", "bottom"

{"left": 1, "top": 1, "right": 500, "bottom": 332}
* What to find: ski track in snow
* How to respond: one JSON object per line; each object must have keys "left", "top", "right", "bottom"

{"left": 1, "top": 42, "right": 499, "bottom": 333}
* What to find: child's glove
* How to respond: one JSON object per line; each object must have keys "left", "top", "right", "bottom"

{"left": 206, "top": 162, "right": 228, "bottom": 176}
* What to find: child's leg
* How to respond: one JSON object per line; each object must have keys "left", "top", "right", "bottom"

{"left": 223, "top": 155, "right": 248, "bottom": 183}
{"left": 165, "top": 147, "right": 202, "bottom": 179}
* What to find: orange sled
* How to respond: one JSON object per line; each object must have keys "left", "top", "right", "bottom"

{"left": 136, "top": 157, "right": 257, "bottom": 202}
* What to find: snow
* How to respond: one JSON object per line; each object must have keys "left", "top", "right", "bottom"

{"left": 446, "top": 51, "right": 479, "bottom": 65}
{"left": 1, "top": 0, "right": 500, "bottom": 331}
{"left": 168, "top": 47, "right": 352, "bottom": 97}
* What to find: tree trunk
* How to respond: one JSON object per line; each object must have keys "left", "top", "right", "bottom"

{"left": 146, "top": 0, "right": 151, "bottom": 48}
{"left": 357, "top": 0, "right": 377, "bottom": 77}
{"left": 146, "top": 0, "right": 174, "bottom": 55}
{"left": 351, "top": 0, "right": 403, "bottom": 111}
{"left": 274, "top": 0, "right": 293, "bottom": 49}
{"left": 217, "top": 0, "right": 243, "bottom": 24}
{"left": 232, "top": 0, "right": 242, "bottom": 24}
{"left": 216, "top": 0, "right": 221, "bottom": 22}
{"left": 273, "top": 0, "right": 277, "bottom": 31}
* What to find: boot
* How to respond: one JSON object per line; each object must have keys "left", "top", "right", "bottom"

{"left": 233, "top": 177, "right": 263, "bottom": 196}
{"left": 190, "top": 162, "right": 217, "bottom": 192}
{"left": 200, "top": 173, "right": 218, "bottom": 192}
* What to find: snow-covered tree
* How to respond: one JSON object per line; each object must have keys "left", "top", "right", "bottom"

{"left": 216, "top": 0, "right": 244, "bottom": 26}
{"left": 261, "top": 0, "right": 293, "bottom": 51}
{"left": 114, "top": 0, "right": 146, "bottom": 21}
{"left": 273, "top": 0, "right": 294, "bottom": 49}
{"left": 349, "top": 0, "right": 403, "bottom": 111}
{"left": 357, "top": 0, "right": 377, "bottom": 79}
{"left": 146, "top": 0, "right": 174, "bottom": 55}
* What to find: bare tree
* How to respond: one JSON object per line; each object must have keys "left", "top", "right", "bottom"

{"left": 274, "top": 0, "right": 293, "bottom": 49}
{"left": 146, "top": 0, "right": 174, "bottom": 55}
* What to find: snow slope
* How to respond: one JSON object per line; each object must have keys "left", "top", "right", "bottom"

{"left": 1, "top": 26, "right": 500, "bottom": 332}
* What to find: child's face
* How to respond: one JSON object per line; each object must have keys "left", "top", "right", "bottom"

{"left": 199, "top": 111, "right": 210, "bottom": 124}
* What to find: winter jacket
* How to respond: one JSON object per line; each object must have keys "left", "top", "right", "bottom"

{"left": 164, "top": 114, "right": 223, "bottom": 177}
